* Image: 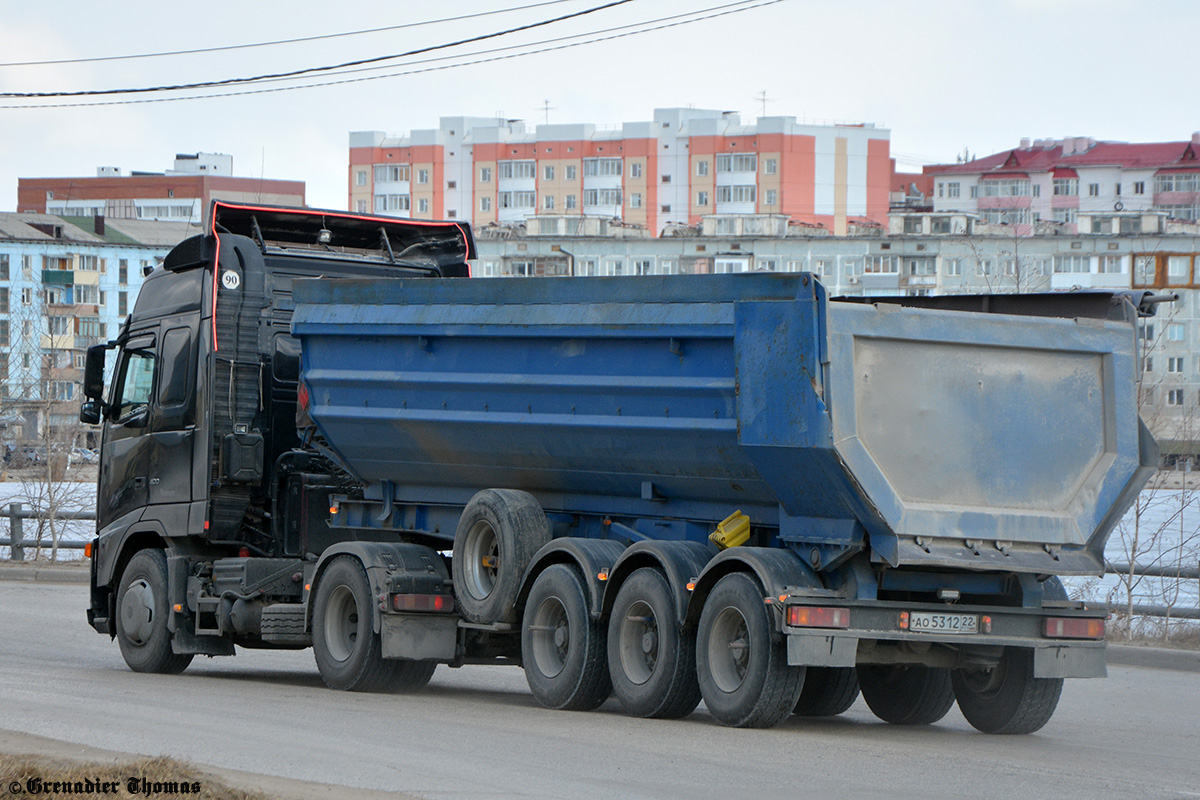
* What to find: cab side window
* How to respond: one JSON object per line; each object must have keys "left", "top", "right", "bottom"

{"left": 115, "top": 349, "right": 155, "bottom": 423}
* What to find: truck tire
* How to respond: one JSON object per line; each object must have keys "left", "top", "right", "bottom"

{"left": 952, "top": 647, "right": 1063, "bottom": 735}
{"left": 453, "top": 489, "right": 551, "bottom": 624}
{"left": 857, "top": 665, "right": 955, "bottom": 725}
{"left": 115, "top": 549, "right": 193, "bottom": 674}
{"left": 793, "top": 667, "right": 860, "bottom": 717}
{"left": 606, "top": 568, "right": 701, "bottom": 719}
{"left": 313, "top": 556, "right": 398, "bottom": 692}
{"left": 522, "top": 564, "right": 611, "bottom": 711}
{"left": 696, "top": 573, "right": 805, "bottom": 728}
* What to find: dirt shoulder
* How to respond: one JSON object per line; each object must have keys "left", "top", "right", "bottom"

{"left": 0, "top": 729, "right": 421, "bottom": 800}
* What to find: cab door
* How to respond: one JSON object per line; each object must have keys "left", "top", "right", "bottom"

{"left": 97, "top": 334, "right": 157, "bottom": 530}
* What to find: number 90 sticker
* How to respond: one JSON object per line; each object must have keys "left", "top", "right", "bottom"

{"left": 221, "top": 270, "right": 241, "bottom": 290}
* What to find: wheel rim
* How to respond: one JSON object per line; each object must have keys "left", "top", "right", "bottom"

{"left": 618, "top": 600, "right": 659, "bottom": 685}
{"left": 323, "top": 584, "right": 360, "bottom": 663}
{"left": 528, "top": 594, "right": 569, "bottom": 679}
{"left": 958, "top": 659, "right": 1007, "bottom": 700}
{"left": 708, "top": 604, "right": 751, "bottom": 693}
{"left": 463, "top": 520, "right": 499, "bottom": 601}
{"left": 120, "top": 578, "right": 155, "bottom": 645}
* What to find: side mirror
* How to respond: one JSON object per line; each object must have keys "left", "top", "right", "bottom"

{"left": 84, "top": 344, "right": 108, "bottom": 399}
{"left": 79, "top": 398, "right": 102, "bottom": 425}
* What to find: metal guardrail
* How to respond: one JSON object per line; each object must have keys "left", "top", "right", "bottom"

{"left": 1, "top": 503, "right": 1198, "bottom": 620}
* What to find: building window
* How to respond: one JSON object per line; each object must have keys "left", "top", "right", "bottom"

{"left": 1141, "top": 323, "right": 1155, "bottom": 341}
{"left": 976, "top": 259, "right": 994, "bottom": 276}
{"left": 696, "top": 191, "right": 709, "bottom": 206}
{"left": 374, "top": 194, "right": 410, "bottom": 212}
{"left": 374, "top": 165, "right": 410, "bottom": 182}
{"left": 21, "top": 287, "right": 32, "bottom": 305}
{"left": 0, "top": 287, "right": 7, "bottom": 313}
{"left": 930, "top": 216, "right": 951, "bottom": 234}
{"left": 628, "top": 193, "right": 643, "bottom": 209}
{"left": 1088, "top": 183, "right": 1100, "bottom": 196}
{"left": 544, "top": 165, "right": 555, "bottom": 181}
{"left": 980, "top": 179, "right": 1031, "bottom": 197}
{"left": 356, "top": 170, "right": 367, "bottom": 186}
{"left": 716, "top": 185, "right": 757, "bottom": 203}
{"left": 1155, "top": 173, "right": 1200, "bottom": 193}
{"left": 583, "top": 188, "right": 622, "bottom": 206}
{"left": 945, "top": 257, "right": 962, "bottom": 276}
{"left": 566, "top": 194, "right": 577, "bottom": 210}
{"left": 908, "top": 258, "right": 936, "bottom": 276}
{"left": 696, "top": 160, "right": 709, "bottom": 177}
{"left": 1168, "top": 255, "right": 1191, "bottom": 282}
{"left": 480, "top": 197, "right": 492, "bottom": 212}
{"left": 1052, "top": 178, "right": 1078, "bottom": 196}
{"left": 118, "top": 291, "right": 128, "bottom": 316}
{"left": 1134, "top": 181, "right": 1145, "bottom": 194}
{"left": 447, "top": 181, "right": 456, "bottom": 189}
{"left": 1098, "top": 255, "right": 1127, "bottom": 274}
{"left": 904, "top": 217, "right": 923, "bottom": 234}
{"left": 716, "top": 154, "right": 757, "bottom": 173}
{"left": 119, "top": 259, "right": 128, "bottom": 284}
{"left": 417, "top": 198, "right": 429, "bottom": 213}
{"left": 947, "top": 182, "right": 960, "bottom": 198}
{"left": 480, "top": 167, "right": 492, "bottom": 182}
{"left": 416, "top": 169, "right": 429, "bottom": 184}
{"left": 764, "top": 189, "right": 777, "bottom": 206}
{"left": 661, "top": 205, "right": 671, "bottom": 213}
{"left": 1144, "top": 356, "right": 1153, "bottom": 373}
{"left": 1053, "top": 255, "right": 1090, "bottom": 274}
{"left": 499, "top": 160, "right": 536, "bottom": 179}
{"left": 498, "top": 191, "right": 535, "bottom": 209}
{"left": 1168, "top": 389, "right": 1184, "bottom": 405}
{"left": 565, "top": 165, "right": 577, "bottom": 181}
{"left": 543, "top": 195, "right": 555, "bottom": 210}
{"left": 356, "top": 200, "right": 367, "bottom": 213}
{"left": 0, "top": 254, "right": 7, "bottom": 280}
{"left": 1169, "top": 323, "right": 1186, "bottom": 341}
{"left": 764, "top": 158, "right": 777, "bottom": 175}
{"left": 630, "top": 163, "right": 643, "bottom": 179}
{"left": 865, "top": 256, "right": 898, "bottom": 274}
{"left": 583, "top": 158, "right": 622, "bottom": 177}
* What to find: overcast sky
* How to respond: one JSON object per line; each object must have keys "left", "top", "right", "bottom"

{"left": 0, "top": 0, "right": 1196, "bottom": 212}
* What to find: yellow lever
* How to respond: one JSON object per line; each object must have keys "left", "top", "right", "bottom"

{"left": 709, "top": 510, "right": 751, "bottom": 549}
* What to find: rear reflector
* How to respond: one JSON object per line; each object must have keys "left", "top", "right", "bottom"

{"left": 787, "top": 606, "right": 850, "bottom": 629}
{"left": 1044, "top": 617, "right": 1104, "bottom": 639}
{"left": 392, "top": 593, "right": 455, "bottom": 613}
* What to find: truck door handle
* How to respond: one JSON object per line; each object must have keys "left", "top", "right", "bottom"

{"left": 133, "top": 477, "right": 147, "bottom": 488}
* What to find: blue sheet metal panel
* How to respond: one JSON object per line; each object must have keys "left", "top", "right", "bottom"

{"left": 293, "top": 275, "right": 824, "bottom": 528}
{"left": 824, "top": 302, "right": 1142, "bottom": 573}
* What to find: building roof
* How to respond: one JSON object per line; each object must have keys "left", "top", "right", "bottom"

{"left": 933, "top": 138, "right": 1200, "bottom": 176}
{"left": 0, "top": 212, "right": 190, "bottom": 248}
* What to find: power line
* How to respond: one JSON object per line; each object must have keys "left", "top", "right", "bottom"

{"left": 2, "top": 0, "right": 783, "bottom": 110}
{"left": 0, "top": 0, "right": 583, "bottom": 68}
{"left": 0, "top": 0, "right": 637, "bottom": 98}
{"left": 166, "top": 0, "right": 769, "bottom": 90}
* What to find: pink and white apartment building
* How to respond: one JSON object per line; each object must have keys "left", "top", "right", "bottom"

{"left": 927, "top": 134, "right": 1200, "bottom": 234}
{"left": 348, "top": 108, "right": 891, "bottom": 237}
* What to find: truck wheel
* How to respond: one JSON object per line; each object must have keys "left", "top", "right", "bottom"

{"left": 313, "top": 556, "right": 396, "bottom": 692}
{"left": 391, "top": 660, "right": 439, "bottom": 693}
{"left": 607, "top": 568, "right": 701, "bottom": 719}
{"left": 453, "top": 489, "right": 551, "bottom": 624}
{"left": 952, "top": 648, "right": 1063, "bottom": 735}
{"left": 522, "top": 564, "right": 611, "bottom": 711}
{"left": 115, "top": 549, "right": 193, "bottom": 674}
{"left": 857, "top": 665, "right": 955, "bottom": 725}
{"left": 696, "top": 573, "right": 805, "bottom": 728}
{"left": 793, "top": 667, "right": 860, "bottom": 717}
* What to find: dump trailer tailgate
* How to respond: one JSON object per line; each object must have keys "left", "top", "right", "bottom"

{"left": 825, "top": 302, "right": 1153, "bottom": 574}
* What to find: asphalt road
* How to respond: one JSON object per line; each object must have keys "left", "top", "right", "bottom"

{"left": 1, "top": 581, "right": 1197, "bottom": 800}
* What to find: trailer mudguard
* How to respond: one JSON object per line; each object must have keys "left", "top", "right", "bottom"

{"left": 306, "top": 541, "right": 449, "bottom": 634}
{"left": 517, "top": 539, "right": 626, "bottom": 620}
{"left": 601, "top": 540, "right": 715, "bottom": 626}
{"left": 684, "top": 546, "right": 822, "bottom": 629}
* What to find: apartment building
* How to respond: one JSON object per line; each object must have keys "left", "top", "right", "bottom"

{"left": 349, "top": 108, "right": 892, "bottom": 237}
{"left": 471, "top": 212, "right": 1200, "bottom": 455}
{"left": 926, "top": 135, "right": 1200, "bottom": 234}
{"left": 18, "top": 153, "right": 306, "bottom": 224}
{"left": 0, "top": 213, "right": 187, "bottom": 442}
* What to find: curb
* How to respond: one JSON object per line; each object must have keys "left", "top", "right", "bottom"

{"left": 0, "top": 564, "right": 89, "bottom": 584}
{"left": 1106, "top": 644, "right": 1200, "bottom": 673}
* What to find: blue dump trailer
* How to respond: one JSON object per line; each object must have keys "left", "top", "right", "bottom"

{"left": 83, "top": 204, "right": 1159, "bottom": 734}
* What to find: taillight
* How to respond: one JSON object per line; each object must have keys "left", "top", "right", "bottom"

{"left": 1044, "top": 617, "right": 1105, "bottom": 639}
{"left": 392, "top": 593, "right": 455, "bottom": 613}
{"left": 787, "top": 606, "right": 850, "bottom": 629}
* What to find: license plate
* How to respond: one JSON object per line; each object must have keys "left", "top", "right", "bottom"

{"left": 908, "top": 611, "right": 978, "bottom": 634}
